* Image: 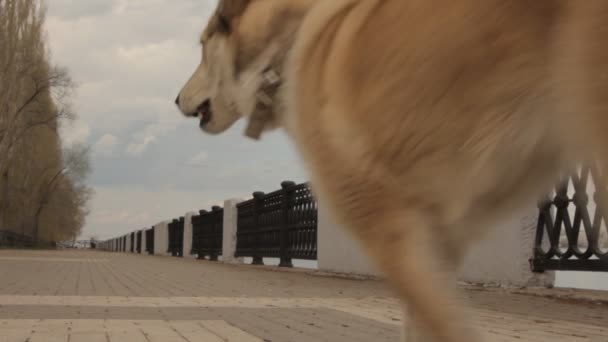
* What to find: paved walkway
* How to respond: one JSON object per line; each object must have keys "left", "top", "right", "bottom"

{"left": 0, "top": 250, "right": 606, "bottom": 341}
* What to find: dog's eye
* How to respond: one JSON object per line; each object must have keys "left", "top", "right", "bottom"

{"left": 218, "top": 14, "right": 231, "bottom": 33}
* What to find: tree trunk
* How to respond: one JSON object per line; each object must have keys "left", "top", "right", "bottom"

{"left": 32, "top": 201, "right": 44, "bottom": 241}
{"left": 0, "top": 171, "right": 8, "bottom": 231}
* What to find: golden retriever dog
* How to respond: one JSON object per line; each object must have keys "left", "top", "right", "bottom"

{"left": 175, "top": 1, "right": 608, "bottom": 341}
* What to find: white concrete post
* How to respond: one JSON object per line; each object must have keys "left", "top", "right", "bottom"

{"left": 222, "top": 198, "right": 244, "bottom": 264}
{"left": 316, "top": 201, "right": 381, "bottom": 277}
{"left": 153, "top": 221, "right": 170, "bottom": 256}
{"left": 133, "top": 232, "right": 137, "bottom": 253}
{"left": 140, "top": 229, "right": 147, "bottom": 255}
{"left": 183, "top": 212, "right": 197, "bottom": 258}
{"left": 458, "top": 203, "right": 555, "bottom": 287}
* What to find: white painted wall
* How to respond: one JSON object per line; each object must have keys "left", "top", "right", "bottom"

{"left": 183, "top": 212, "right": 196, "bottom": 258}
{"left": 222, "top": 199, "right": 244, "bottom": 264}
{"left": 458, "top": 204, "right": 555, "bottom": 287}
{"left": 153, "top": 221, "right": 170, "bottom": 256}
{"left": 317, "top": 202, "right": 381, "bottom": 277}
{"left": 316, "top": 198, "right": 554, "bottom": 287}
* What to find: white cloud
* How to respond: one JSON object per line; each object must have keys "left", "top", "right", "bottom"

{"left": 60, "top": 120, "right": 91, "bottom": 146}
{"left": 187, "top": 151, "right": 209, "bottom": 166}
{"left": 115, "top": 39, "right": 185, "bottom": 70}
{"left": 45, "top": 1, "right": 309, "bottom": 242}
{"left": 125, "top": 112, "right": 183, "bottom": 156}
{"left": 93, "top": 134, "right": 119, "bottom": 156}
{"left": 126, "top": 134, "right": 156, "bottom": 156}
{"left": 45, "top": 0, "right": 217, "bottom": 133}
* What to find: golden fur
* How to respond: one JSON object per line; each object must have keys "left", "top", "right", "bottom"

{"left": 176, "top": 1, "right": 608, "bottom": 341}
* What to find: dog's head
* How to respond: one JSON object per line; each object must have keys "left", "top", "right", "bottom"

{"left": 175, "top": 0, "right": 313, "bottom": 137}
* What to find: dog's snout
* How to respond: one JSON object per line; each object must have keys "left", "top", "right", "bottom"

{"left": 174, "top": 95, "right": 180, "bottom": 106}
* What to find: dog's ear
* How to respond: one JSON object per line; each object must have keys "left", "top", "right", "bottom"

{"left": 216, "top": 0, "right": 250, "bottom": 33}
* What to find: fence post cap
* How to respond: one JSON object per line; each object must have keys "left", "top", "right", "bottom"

{"left": 281, "top": 181, "right": 296, "bottom": 189}
{"left": 199, "top": 209, "right": 208, "bottom": 215}
{"left": 253, "top": 191, "right": 265, "bottom": 199}
{"left": 212, "top": 206, "right": 222, "bottom": 212}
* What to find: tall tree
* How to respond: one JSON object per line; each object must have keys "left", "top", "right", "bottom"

{"left": 0, "top": 0, "right": 92, "bottom": 243}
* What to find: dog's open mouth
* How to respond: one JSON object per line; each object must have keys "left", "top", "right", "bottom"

{"left": 196, "top": 100, "right": 212, "bottom": 127}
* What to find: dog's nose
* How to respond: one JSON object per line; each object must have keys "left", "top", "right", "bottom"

{"left": 175, "top": 95, "right": 180, "bottom": 106}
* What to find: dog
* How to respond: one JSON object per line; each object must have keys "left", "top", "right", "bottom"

{"left": 175, "top": 1, "right": 608, "bottom": 341}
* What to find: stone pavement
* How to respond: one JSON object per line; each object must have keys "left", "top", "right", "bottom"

{"left": 0, "top": 250, "right": 606, "bottom": 342}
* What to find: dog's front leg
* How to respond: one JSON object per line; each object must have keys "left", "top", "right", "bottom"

{"left": 347, "top": 208, "right": 480, "bottom": 342}
{"left": 401, "top": 305, "right": 423, "bottom": 342}
{"left": 403, "top": 305, "right": 441, "bottom": 342}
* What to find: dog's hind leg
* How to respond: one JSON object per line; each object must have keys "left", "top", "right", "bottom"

{"left": 348, "top": 208, "right": 480, "bottom": 342}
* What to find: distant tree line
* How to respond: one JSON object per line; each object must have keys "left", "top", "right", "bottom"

{"left": 0, "top": 0, "right": 93, "bottom": 242}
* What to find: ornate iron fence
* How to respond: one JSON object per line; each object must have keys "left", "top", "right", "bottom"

{"left": 168, "top": 217, "right": 184, "bottom": 257}
{"left": 191, "top": 206, "right": 224, "bottom": 261}
{"left": 236, "top": 181, "right": 318, "bottom": 267}
{"left": 532, "top": 164, "right": 608, "bottom": 272}
{"left": 130, "top": 232, "right": 135, "bottom": 253}
{"left": 145, "top": 228, "right": 154, "bottom": 255}
{"left": 136, "top": 230, "right": 142, "bottom": 253}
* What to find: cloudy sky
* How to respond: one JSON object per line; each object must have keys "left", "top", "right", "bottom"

{"left": 45, "top": 0, "right": 308, "bottom": 240}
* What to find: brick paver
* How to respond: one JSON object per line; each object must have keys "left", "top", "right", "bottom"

{"left": 0, "top": 250, "right": 606, "bottom": 341}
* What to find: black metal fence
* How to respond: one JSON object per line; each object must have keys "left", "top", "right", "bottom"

{"left": 145, "top": 228, "right": 154, "bottom": 255}
{"left": 532, "top": 164, "right": 608, "bottom": 272}
{"left": 191, "top": 206, "right": 224, "bottom": 261}
{"left": 236, "top": 181, "right": 317, "bottom": 267}
{"left": 168, "top": 217, "right": 184, "bottom": 257}
{"left": 136, "top": 230, "right": 142, "bottom": 253}
{"left": 130, "top": 232, "right": 135, "bottom": 253}
{"left": 100, "top": 170, "right": 608, "bottom": 276}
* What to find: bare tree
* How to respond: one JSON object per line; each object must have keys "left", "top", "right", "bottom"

{"left": 32, "top": 143, "right": 93, "bottom": 240}
{"left": 0, "top": 0, "right": 92, "bottom": 243}
{"left": 0, "top": 0, "right": 76, "bottom": 230}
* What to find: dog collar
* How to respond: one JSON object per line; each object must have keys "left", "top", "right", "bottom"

{"left": 244, "top": 67, "right": 282, "bottom": 140}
